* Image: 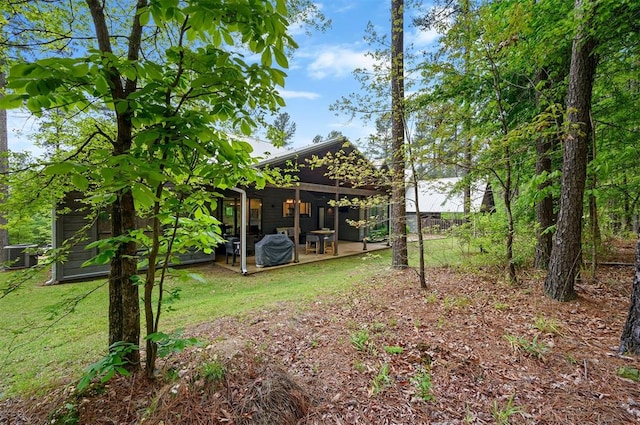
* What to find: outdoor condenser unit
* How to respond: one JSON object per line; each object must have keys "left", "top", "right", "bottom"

{"left": 4, "top": 244, "right": 38, "bottom": 269}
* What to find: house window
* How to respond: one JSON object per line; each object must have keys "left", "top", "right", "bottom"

{"left": 222, "top": 197, "right": 262, "bottom": 235}
{"left": 283, "top": 199, "right": 311, "bottom": 218}
{"left": 248, "top": 198, "right": 262, "bottom": 234}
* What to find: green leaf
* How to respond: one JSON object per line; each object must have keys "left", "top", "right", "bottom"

{"left": 261, "top": 48, "right": 272, "bottom": 67}
{"left": 114, "top": 366, "right": 131, "bottom": 376}
{"left": 10, "top": 63, "right": 39, "bottom": 78}
{"left": 275, "top": 0, "right": 287, "bottom": 15}
{"left": 83, "top": 250, "right": 115, "bottom": 267}
{"left": 139, "top": 9, "right": 150, "bottom": 26}
{"left": 121, "top": 66, "right": 137, "bottom": 81}
{"left": 101, "top": 368, "right": 115, "bottom": 383}
{"left": 131, "top": 184, "right": 157, "bottom": 209}
{"left": 222, "top": 29, "right": 234, "bottom": 46}
{"left": 44, "top": 162, "right": 78, "bottom": 176}
{"left": 240, "top": 120, "right": 252, "bottom": 135}
{"left": 95, "top": 75, "right": 110, "bottom": 95}
{"left": 72, "top": 63, "right": 90, "bottom": 77}
{"left": 273, "top": 47, "right": 288, "bottom": 68}
{"left": 25, "top": 81, "right": 41, "bottom": 96}
{"left": 271, "top": 69, "right": 286, "bottom": 87}
{"left": 115, "top": 100, "right": 128, "bottom": 114}
{"left": 212, "top": 29, "right": 221, "bottom": 47}
{"left": 71, "top": 175, "right": 89, "bottom": 191}
{"left": 0, "top": 94, "right": 27, "bottom": 109}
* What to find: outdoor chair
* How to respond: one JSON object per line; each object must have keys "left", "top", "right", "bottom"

{"left": 225, "top": 237, "right": 240, "bottom": 265}
{"left": 323, "top": 234, "right": 335, "bottom": 255}
{"left": 305, "top": 234, "right": 320, "bottom": 254}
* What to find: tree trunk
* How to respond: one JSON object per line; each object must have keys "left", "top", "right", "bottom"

{"left": 545, "top": 0, "right": 598, "bottom": 301}
{"left": 87, "top": 0, "right": 146, "bottom": 368}
{"left": 414, "top": 191, "right": 426, "bottom": 288}
{"left": 108, "top": 188, "right": 140, "bottom": 365}
{"left": 144, "top": 199, "right": 162, "bottom": 378}
{"left": 533, "top": 70, "right": 556, "bottom": 270}
{"left": 619, "top": 235, "right": 640, "bottom": 355}
{"left": 534, "top": 133, "right": 555, "bottom": 270}
{"left": 406, "top": 134, "right": 426, "bottom": 288}
{"left": 461, "top": 0, "right": 472, "bottom": 216}
{"left": 486, "top": 46, "right": 516, "bottom": 284}
{"left": 587, "top": 114, "right": 600, "bottom": 280}
{"left": 503, "top": 154, "right": 517, "bottom": 284}
{"left": 0, "top": 67, "right": 9, "bottom": 265}
{"left": 391, "top": 0, "right": 407, "bottom": 268}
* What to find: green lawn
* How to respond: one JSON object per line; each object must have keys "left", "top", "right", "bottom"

{"left": 0, "top": 237, "right": 472, "bottom": 397}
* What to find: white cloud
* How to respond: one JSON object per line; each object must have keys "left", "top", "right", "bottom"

{"left": 287, "top": 21, "right": 306, "bottom": 37}
{"left": 407, "top": 27, "right": 440, "bottom": 48}
{"left": 279, "top": 89, "right": 321, "bottom": 100}
{"left": 332, "top": 2, "right": 357, "bottom": 14}
{"left": 305, "top": 46, "right": 377, "bottom": 79}
{"left": 329, "top": 116, "right": 376, "bottom": 143}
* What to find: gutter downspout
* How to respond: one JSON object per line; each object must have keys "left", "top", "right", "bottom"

{"left": 45, "top": 208, "right": 58, "bottom": 285}
{"left": 231, "top": 187, "right": 248, "bottom": 275}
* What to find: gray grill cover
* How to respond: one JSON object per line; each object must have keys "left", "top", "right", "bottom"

{"left": 255, "top": 234, "right": 294, "bottom": 267}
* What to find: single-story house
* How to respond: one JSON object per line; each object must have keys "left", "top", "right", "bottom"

{"left": 405, "top": 177, "right": 494, "bottom": 233}
{"left": 50, "top": 137, "right": 388, "bottom": 282}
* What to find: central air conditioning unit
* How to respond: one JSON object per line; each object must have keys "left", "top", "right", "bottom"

{"left": 4, "top": 244, "right": 39, "bottom": 269}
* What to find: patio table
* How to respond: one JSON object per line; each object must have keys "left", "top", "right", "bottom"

{"left": 309, "top": 229, "right": 335, "bottom": 254}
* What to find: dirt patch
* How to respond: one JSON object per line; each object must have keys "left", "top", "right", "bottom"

{"left": 2, "top": 248, "right": 640, "bottom": 424}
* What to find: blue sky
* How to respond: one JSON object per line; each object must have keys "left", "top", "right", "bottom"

{"left": 6, "top": 1, "right": 439, "bottom": 155}
{"left": 279, "top": 1, "right": 438, "bottom": 149}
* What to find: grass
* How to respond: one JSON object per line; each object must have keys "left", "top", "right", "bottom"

{"left": 371, "top": 363, "right": 391, "bottom": 395}
{"left": 350, "top": 329, "right": 371, "bottom": 352}
{"left": 504, "top": 334, "right": 549, "bottom": 360}
{"left": 0, "top": 237, "right": 468, "bottom": 397}
{"left": 412, "top": 369, "right": 435, "bottom": 402}
{"left": 533, "top": 315, "right": 561, "bottom": 335}
{"left": 491, "top": 394, "right": 524, "bottom": 424}
{"left": 383, "top": 345, "right": 403, "bottom": 355}
{"left": 406, "top": 236, "right": 479, "bottom": 267}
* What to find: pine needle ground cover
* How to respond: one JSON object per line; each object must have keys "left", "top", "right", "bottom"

{"left": 3, "top": 239, "right": 635, "bottom": 423}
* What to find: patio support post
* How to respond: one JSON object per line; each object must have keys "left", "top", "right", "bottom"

{"left": 230, "top": 187, "right": 248, "bottom": 275}
{"left": 294, "top": 187, "right": 300, "bottom": 262}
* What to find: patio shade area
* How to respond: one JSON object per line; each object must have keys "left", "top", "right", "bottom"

{"left": 214, "top": 240, "right": 390, "bottom": 274}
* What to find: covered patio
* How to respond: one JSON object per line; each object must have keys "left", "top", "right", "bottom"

{"left": 214, "top": 239, "right": 389, "bottom": 274}
{"left": 214, "top": 137, "right": 390, "bottom": 273}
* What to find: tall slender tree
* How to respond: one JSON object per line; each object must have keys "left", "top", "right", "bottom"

{"left": 529, "top": 0, "right": 573, "bottom": 270}
{"left": 0, "top": 65, "right": 8, "bottom": 265}
{"left": 533, "top": 70, "right": 558, "bottom": 270}
{"left": 545, "top": 0, "right": 599, "bottom": 301}
{"left": 391, "top": 0, "right": 408, "bottom": 268}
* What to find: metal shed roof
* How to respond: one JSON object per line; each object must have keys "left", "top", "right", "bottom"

{"left": 405, "top": 177, "right": 486, "bottom": 214}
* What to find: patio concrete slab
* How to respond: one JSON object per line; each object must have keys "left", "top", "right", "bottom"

{"left": 213, "top": 240, "right": 389, "bottom": 274}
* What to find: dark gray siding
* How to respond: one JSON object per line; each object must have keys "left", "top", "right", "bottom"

{"left": 53, "top": 195, "right": 214, "bottom": 283}
{"left": 54, "top": 202, "right": 109, "bottom": 282}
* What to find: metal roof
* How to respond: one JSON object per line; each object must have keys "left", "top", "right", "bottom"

{"left": 405, "top": 177, "right": 486, "bottom": 213}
